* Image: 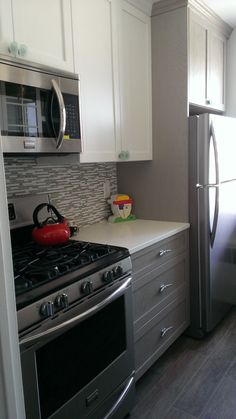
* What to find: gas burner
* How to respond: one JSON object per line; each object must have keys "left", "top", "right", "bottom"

{"left": 12, "top": 239, "right": 129, "bottom": 304}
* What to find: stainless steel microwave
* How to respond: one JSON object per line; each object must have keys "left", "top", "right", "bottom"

{"left": 0, "top": 57, "right": 81, "bottom": 154}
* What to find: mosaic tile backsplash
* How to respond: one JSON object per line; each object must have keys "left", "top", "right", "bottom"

{"left": 4, "top": 157, "right": 117, "bottom": 227}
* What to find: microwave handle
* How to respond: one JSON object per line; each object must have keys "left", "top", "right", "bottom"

{"left": 51, "top": 79, "right": 66, "bottom": 150}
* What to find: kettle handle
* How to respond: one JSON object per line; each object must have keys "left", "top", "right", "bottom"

{"left": 33, "top": 203, "right": 65, "bottom": 228}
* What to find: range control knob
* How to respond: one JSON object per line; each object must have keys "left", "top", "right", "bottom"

{"left": 102, "top": 270, "right": 114, "bottom": 283}
{"left": 55, "top": 293, "right": 69, "bottom": 309}
{"left": 112, "top": 265, "right": 123, "bottom": 278}
{"left": 81, "top": 281, "right": 93, "bottom": 295}
{"left": 40, "top": 301, "right": 54, "bottom": 318}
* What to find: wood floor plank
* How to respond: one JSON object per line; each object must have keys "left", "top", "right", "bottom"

{"left": 200, "top": 376, "right": 236, "bottom": 419}
{"left": 173, "top": 338, "right": 236, "bottom": 417}
{"left": 130, "top": 308, "right": 236, "bottom": 419}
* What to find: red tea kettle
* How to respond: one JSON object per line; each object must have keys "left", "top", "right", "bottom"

{"left": 32, "top": 203, "right": 71, "bottom": 246}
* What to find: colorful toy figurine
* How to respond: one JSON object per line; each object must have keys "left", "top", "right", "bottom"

{"left": 108, "top": 194, "right": 136, "bottom": 223}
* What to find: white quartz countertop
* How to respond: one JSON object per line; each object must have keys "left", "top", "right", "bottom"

{"left": 76, "top": 219, "right": 190, "bottom": 254}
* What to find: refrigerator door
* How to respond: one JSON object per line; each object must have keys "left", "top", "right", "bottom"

{"left": 189, "top": 114, "right": 236, "bottom": 337}
{"left": 210, "top": 114, "right": 236, "bottom": 182}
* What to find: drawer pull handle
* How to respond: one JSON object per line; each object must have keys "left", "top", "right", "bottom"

{"left": 159, "top": 283, "right": 173, "bottom": 293}
{"left": 160, "top": 326, "right": 174, "bottom": 338}
{"left": 159, "top": 249, "right": 172, "bottom": 257}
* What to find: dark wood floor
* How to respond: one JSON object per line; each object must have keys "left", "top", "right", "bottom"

{"left": 130, "top": 307, "right": 236, "bottom": 419}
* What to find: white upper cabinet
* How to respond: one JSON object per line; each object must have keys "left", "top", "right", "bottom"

{"left": 72, "top": 0, "right": 117, "bottom": 162}
{"left": 189, "top": 9, "right": 229, "bottom": 111}
{"left": 72, "top": 0, "right": 152, "bottom": 163}
{"left": 0, "top": 0, "right": 74, "bottom": 71}
{"left": 117, "top": 1, "right": 152, "bottom": 161}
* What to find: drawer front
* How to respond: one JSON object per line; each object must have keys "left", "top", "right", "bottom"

{"left": 133, "top": 255, "right": 188, "bottom": 332}
{"left": 134, "top": 298, "right": 189, "bottom": 381}
{"left": 131, "top": 231, "right": 188, "bottom": 279}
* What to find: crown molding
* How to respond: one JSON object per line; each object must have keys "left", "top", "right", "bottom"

{"left": 152, "top": 0, "right": 232, "bottom": 38}
{"left": 125, "top": 0, "right": 153, "bottom": 15}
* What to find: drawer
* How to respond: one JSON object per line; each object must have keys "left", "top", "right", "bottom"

{"left": 131, "top": 231, "right": 188, "bottom": 280}
{"left": 134, "top": 297, "right": 189, "bottom": 381}
{"left": 133, "top": 255, "right": 188, "bottom": 332}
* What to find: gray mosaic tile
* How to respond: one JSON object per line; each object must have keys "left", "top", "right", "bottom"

{"left": 4, "top": 157, "right": 118, "bottom": 228}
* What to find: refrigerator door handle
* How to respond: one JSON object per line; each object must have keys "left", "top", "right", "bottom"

{"left": 196, "top": 183, "right": 219, "bottom": 189}
{"left": 210, "top": 186, "right": 219, "bottom": 248}
{"left": 209, "top": 122, "right": 220, "bottom": 248}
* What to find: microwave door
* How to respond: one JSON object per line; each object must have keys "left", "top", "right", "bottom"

{"left": 51, "top": 79, "right": 66, "bottom": 150}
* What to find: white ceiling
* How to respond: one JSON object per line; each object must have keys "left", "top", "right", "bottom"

{"left": 203, "top": 0, "right": 236, "bottom": 28}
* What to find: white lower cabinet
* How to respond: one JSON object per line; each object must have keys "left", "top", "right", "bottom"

{"left": 0, "top": 0, "right": 74, "bottom": 71}
{"left": 131, "top": 231, "right": 189, "bottom": 381}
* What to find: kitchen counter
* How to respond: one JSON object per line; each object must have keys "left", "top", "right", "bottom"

{"left": 76, "top": 219, "right": 190, "bottom": 254}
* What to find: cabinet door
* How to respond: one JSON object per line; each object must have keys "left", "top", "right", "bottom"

{"left": 207, "top": 30, "right": 226, "bottom": 111}
{"left": 0, "top": 0, "right": 74, "bottom": 71}
{"left": 117, "top": 1, "right": 152, "bottom": 161}
{"left": 189, "top": 13, "right": 207, "bottom": 106}
{"left": 72, "top": 0, "right": 117, "bottom": 163}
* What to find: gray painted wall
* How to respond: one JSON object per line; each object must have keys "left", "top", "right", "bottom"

{"left": 226, "top": 29, "right": 236, "bottom": 117}
{"left": 4, "top": 157, "right": 118, "bottom": 227}
{"left": 117, "top": 7, "right": 189, "bottom": 222}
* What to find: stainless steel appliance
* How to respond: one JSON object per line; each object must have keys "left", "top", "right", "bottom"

{"left": 9, "top": 196, "right": 135, "bottom": 419}
{"left": 189, "top": 113, "right": 236, "bottom": 338}
{"left": 0, "top": 57, "right": 81, "bottom": 154}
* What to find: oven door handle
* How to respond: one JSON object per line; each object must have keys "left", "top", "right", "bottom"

{"left": 19, "top": 276, "right": 132, "bottom": 348}
{"left": 51, "top": 79, "right": 66, "bottom": 150}
{"left": 104, "top": 373, "right": 135, "bottom": 419}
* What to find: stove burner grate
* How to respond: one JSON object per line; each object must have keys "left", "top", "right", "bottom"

{"left": 12, "top": 240, "right": 118, "bottom": 296}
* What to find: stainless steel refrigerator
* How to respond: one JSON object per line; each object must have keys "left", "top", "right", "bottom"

{"left": 189, "top": 113, "right": 236, "bottom": 338}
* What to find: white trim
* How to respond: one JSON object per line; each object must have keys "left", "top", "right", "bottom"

{"left": 0, "top": 139, "right": 25, "bottom": 419}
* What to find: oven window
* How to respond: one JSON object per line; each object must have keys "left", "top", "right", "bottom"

{"left": 36, "top": 295, "right": 126, "bottom": 419}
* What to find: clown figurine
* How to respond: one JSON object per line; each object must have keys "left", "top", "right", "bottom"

{"left": 108, "top": 194, "right": 136, "bottom": 223}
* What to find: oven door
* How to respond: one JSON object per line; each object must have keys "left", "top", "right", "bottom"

{"left": 20, "top": 276, "right": 135, "bottom": 419}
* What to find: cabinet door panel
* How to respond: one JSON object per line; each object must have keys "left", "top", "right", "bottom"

{"left": 189, "top": 16, "right": 207, "bottom": 106}
{"left": 11, "top": 0, "right": 74, "bottom": 71}
{"left": 118, "top": 1, "right": 152, "bottom": 161}
{"left": 0, "top": 1, "right": 14, "bottom": 54}
{"left": 207, "top": 32, "right": 225, "bottom": 111}
{"left": 72, "top": 0, "right": 117, "bottom": 162}
{"left": 134, "top": 298, "right": 188, "bottom": 381}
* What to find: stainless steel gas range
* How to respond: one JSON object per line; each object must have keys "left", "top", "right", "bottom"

{"left": 9, "top": 195, "right": 135, "bottom": 419}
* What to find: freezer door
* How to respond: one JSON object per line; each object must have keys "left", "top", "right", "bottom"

{"left": 210, "top": 114, "right": 236, "bottom": 182}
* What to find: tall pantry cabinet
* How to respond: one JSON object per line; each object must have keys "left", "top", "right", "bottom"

{"left": 117, "top": 0, "right": 232, "bottom": 223}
